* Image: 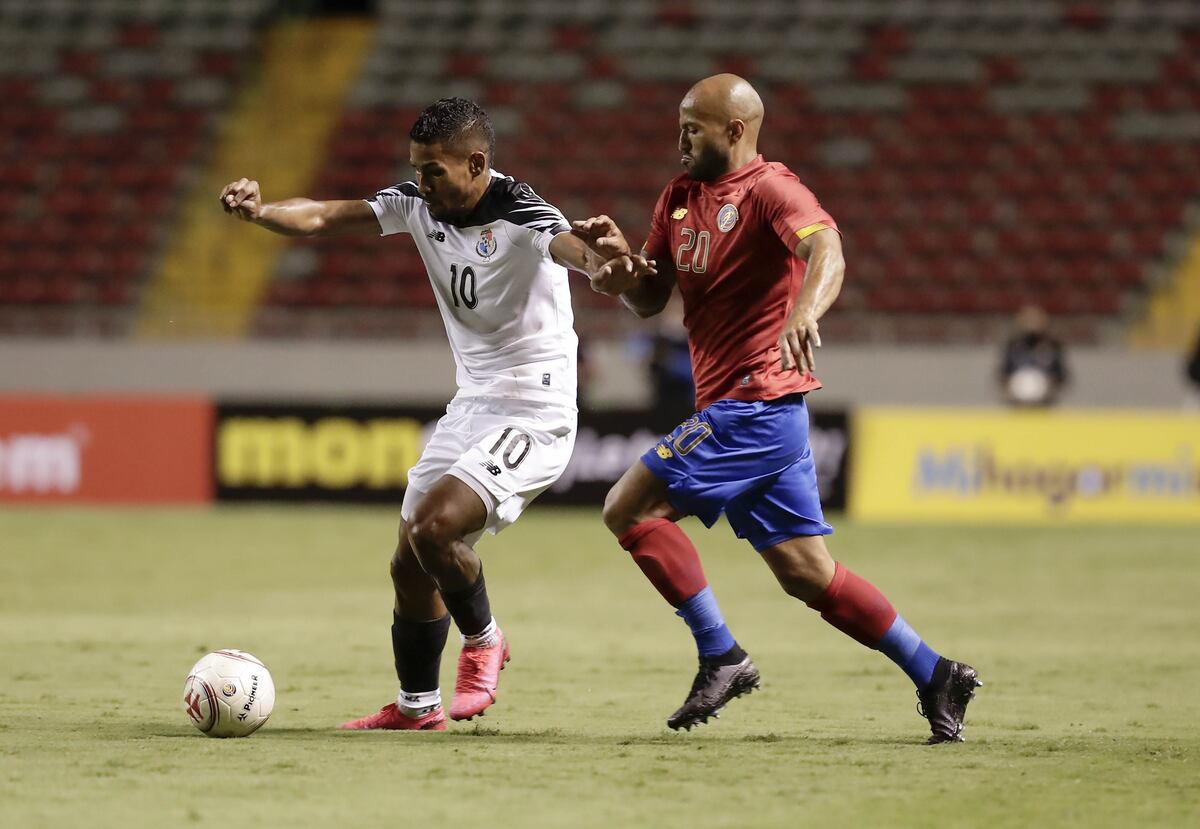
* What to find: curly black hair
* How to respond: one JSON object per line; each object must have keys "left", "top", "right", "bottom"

{"left": 409, "top": 97, "right": 495, "bottom": 163}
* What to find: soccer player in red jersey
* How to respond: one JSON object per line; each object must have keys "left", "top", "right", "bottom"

{"left": 573, "top": 75, "right": 981, "bottom": 742}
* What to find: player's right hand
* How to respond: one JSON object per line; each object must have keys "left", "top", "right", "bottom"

{"left": 591, "top": 254, "right": 656, "bottom": 295}
{"left": 219, "top": 178, "right": 262, "bottom": 221}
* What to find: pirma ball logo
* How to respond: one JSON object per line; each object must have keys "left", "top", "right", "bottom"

{"left": 221, "top": 682, "right": 237, "bottom": 697}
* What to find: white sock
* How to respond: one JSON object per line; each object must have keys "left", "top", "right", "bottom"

{"left": 397, "top": 688, "right": 441, "bottom": 717}
{"left": 462, "top": 617, "right": 498, "bottom": 648}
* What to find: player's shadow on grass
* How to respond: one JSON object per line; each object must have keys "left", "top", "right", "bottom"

{"left": 137, "top": 725, "right": 917, "bottom": 747}
{"left": 441, "top": 728, "right": 920, "bottom": 748}
{"left": 139, "top": 725, "right": 333, "bottom": 740}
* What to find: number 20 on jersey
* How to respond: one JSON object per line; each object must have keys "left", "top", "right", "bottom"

{"left": 677, "top": 228, "right": 711, "bottom": 273}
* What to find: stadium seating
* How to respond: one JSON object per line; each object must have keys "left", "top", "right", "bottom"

{"left": 258, "top": 0, "right": 1200, "bottom": 342}
{"left": 0, "top": 0, "right": 272, "bottom": 335}
{"left": 1, "top": 1, "right": 1197, "bottom": 343}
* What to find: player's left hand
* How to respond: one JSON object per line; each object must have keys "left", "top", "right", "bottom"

{"left": 590, "top": 254, "right": 657, "bottom": 296}
{"left": 572, "top": 216, "right": 632, "bottom": 260}
{"left": 779, "top": 312, "right": 820, "bottom": 373}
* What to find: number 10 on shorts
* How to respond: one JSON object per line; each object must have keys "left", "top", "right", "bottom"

{"left": 488, "top": 427, "right": 532, "bottom": 469}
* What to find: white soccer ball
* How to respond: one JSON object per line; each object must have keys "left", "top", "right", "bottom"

{"left": 181, "top": 650, "right": 275, "bottom": 738}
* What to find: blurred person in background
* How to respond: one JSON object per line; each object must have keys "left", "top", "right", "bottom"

{"left": 636, "top": 294, "right": 694, "bottom": 429}
{"left": 998, "top": 305, "right": 1069, "bottom": 408}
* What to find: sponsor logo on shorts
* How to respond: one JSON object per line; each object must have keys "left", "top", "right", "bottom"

{"left": 655, "top": 444, "right": 673, "bottom": 459}
{"left": 480, "top": 460, "right": 502, "bottom": 476}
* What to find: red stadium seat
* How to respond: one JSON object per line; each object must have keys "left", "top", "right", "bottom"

{"left": 4, "top": 2, "right": 1189, "bottom": 343}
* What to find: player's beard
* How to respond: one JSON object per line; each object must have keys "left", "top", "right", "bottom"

{"left": 684, "top": 145, "right": 729, "bottom": 182}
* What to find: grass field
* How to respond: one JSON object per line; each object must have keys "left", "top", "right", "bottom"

{"left": 1, "top": 506, "right": 1198, "bottom": 828}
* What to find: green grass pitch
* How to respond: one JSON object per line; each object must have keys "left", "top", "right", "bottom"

{"left": 1, "top": 506, "right": 1198, "bottom": 827}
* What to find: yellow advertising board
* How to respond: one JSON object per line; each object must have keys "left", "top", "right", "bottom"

{"left": 850, "top": 408, "right": 1200, "bottom": 524}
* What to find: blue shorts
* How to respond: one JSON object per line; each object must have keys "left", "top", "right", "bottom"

{"left": 641, "top": 393, "right": 833, "bottom": 551}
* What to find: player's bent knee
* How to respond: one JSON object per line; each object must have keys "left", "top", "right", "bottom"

{"left": 762, "top": 537, "right": 836, "bottom": 601}
{"left": 406, "top": 510, "right": 462, "bottom": 558}
{"left": 603, "top": 481, "right": 678, "bottom": 539}
{"left": 601, "top": 486, "right": 631, "bottom": 537}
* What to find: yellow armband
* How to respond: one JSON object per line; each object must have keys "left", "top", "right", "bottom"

{"left": 794, "top": 223, "right": 829, "bottom": 241}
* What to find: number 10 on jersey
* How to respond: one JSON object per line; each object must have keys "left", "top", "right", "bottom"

{"left": 449, "top": 264, "right": 478, "bottom": 309}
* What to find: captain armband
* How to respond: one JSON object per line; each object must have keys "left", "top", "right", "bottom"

{"left": 794, "top": 223, "right": 831, "bottom": 241}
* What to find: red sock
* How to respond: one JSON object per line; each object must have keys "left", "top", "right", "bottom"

{"left": 807, "top": 562, "right": 897, "bottom": 648}
{"left": 618, "top": 519, "right": 708, "bottom": 608}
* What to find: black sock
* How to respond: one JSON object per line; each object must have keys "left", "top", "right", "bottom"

{"left": 440, "top": 568, "right": 492, "bottom": 636}
{"left": 392, "top": 613, "right": 451, "bottom": 693}
{"left": 704, "top": 642, "right": 748, "bottom": 666}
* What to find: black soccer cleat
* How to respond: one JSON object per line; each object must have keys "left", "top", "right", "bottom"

{"left": 667, "top": 655, "right": 761, "bottom": 731}
{"left": 916, "top": 659, "right": 982, "bottom": 744}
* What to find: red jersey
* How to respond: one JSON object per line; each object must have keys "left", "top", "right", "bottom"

{"left": 644, "top": 155, "right": 838, "bottom": 410}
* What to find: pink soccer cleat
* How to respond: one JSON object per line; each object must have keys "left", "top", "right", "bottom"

{"left": 449, "top": 630, "right": 511, "bottom": 721}
{"left": 338, "top": 702, "right": 446, "bottom": 731}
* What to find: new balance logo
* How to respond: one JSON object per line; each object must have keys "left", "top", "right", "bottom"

{"left": 480, "top": 460, "right": 502, "bottom": 476}
{"left": 426, "top": 230, "right": 446, "bottom": 242}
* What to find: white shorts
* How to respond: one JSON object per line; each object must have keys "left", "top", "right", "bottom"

{"left": 400, "top": 396, "right": 577, "bottom": 543}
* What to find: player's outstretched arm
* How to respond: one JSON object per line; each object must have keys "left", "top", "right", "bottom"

{"left": 219, "top": 178, "right": 379, "bottom": 237}
{"left": 780, "top": 228, "right": 845, "bottom": 373}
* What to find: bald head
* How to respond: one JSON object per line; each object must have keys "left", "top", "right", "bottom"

{"left": 683, "top": 74, "right": 764, "bottom": 132}
{"left": 677, "top": 74, "right": 765, "bottom": 180}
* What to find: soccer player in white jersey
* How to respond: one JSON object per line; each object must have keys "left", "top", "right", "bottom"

{"left": 220, "top": 98, "right": 651, "bottom": 731}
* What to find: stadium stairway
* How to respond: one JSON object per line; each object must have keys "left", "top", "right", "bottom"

{"left": 1131, "top": 220, "right": 1200, "bottom": 349}
{"left": 138, "top": 16, "right": 373, "bottom": 338}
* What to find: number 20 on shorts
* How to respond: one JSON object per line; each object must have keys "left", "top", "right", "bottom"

{"left": 672, "top": 417, "right": 712, "bottom": 456}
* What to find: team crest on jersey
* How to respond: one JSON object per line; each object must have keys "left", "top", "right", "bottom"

{"left": 476, "top": 228, "right": 497, "bottom": 258}
{"left": 671, "top": 207, "right": 688, "bottom": 220}
{"left": 716, "top": 203, "right": 739, "bottom": 232}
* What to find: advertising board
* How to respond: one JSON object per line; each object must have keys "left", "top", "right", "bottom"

{"left": 851, "top": 408, "right": 1200, "bottom": 524}
{"left": 0, "top": 396, "right": 212, "bottom": 503}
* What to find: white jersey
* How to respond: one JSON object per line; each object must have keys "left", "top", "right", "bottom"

{"left": 366, "top": 171, "right": 578, "bottom": 407}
